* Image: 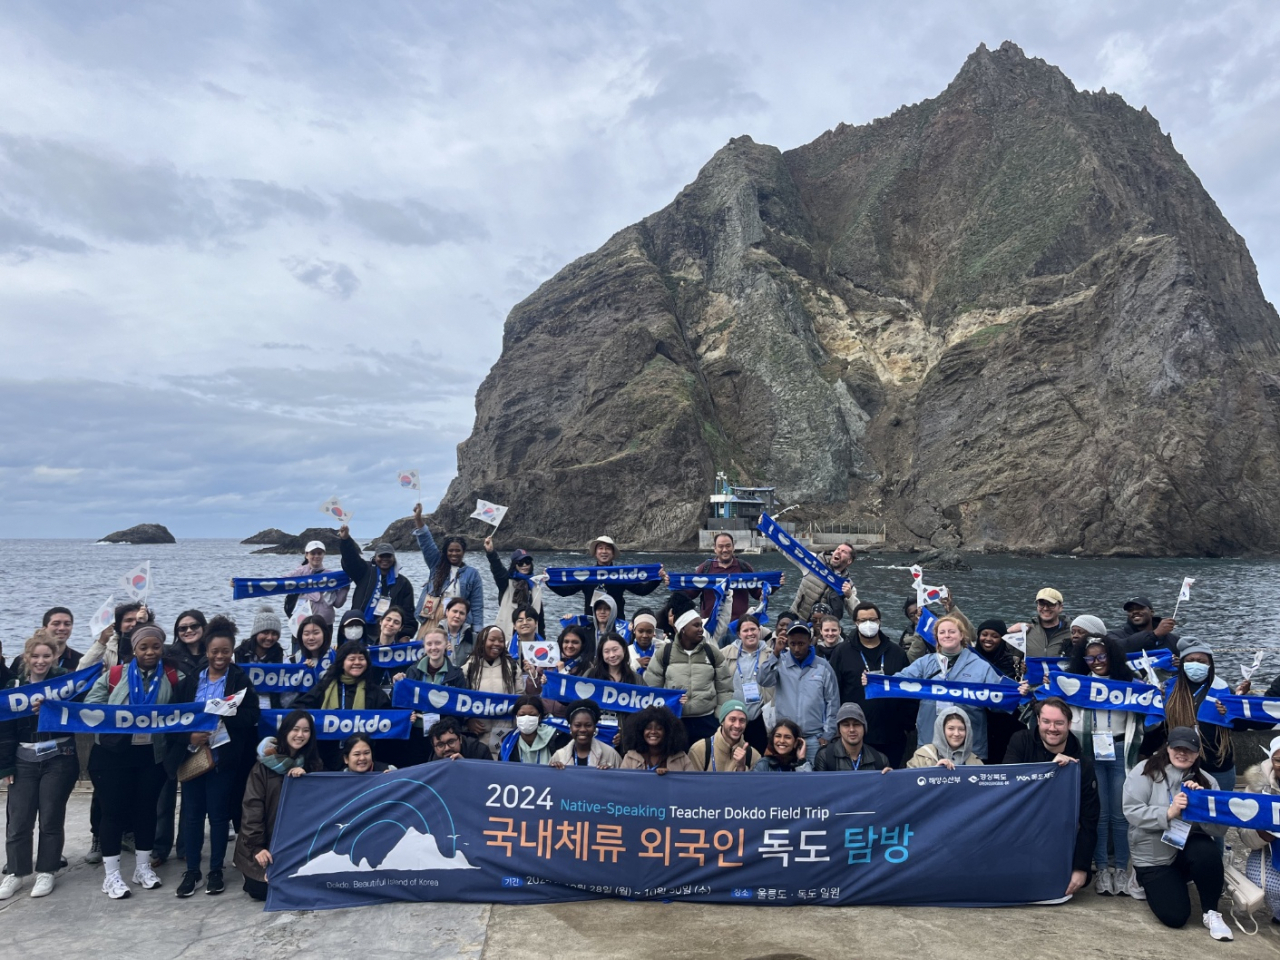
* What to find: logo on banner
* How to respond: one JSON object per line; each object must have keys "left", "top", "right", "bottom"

{"left": 245, "top": 664, "right": 319, "bottom": 693}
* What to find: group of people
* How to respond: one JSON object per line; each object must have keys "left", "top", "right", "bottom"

{"left": 1, "top": 524, "right": 1277, "bottom": 942}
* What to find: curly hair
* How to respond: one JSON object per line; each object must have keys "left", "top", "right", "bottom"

{"left": 621, "top": 705, "right": 687, "bottom": 760}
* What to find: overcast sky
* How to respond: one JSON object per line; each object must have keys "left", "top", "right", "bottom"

{"left": 2, "top": 0, "right": 1276, "bottom": 538}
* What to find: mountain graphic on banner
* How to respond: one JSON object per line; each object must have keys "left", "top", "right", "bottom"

{"left": 292, "top": 828, "right": 477, "bottom": 876}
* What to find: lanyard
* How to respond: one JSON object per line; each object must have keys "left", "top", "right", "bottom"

{"left": 736, "top": 648, "right": 763, "bottom": 679}
{"left": 857, "top": 644, "right": 882, "bottom": 673}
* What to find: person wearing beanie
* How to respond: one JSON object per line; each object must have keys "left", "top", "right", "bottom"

{"left": 82, "top": 624, "right": 179, "bottom": 899}
{"left": 1123, "top": 725, "right": 1233, "bottom": 939}
{"left": 282, "top": 539, "right": 349, "bottom": 629}
{"left": 484, "top": 535, "right": 545, "bottom": 639}
{"left": 687, "top": 699, "right": 759, "bottom": 772}
{"left": 813, "top": 703, "right": 892, "bottom": 772}
{"left": 549, "top": 700, "right": 621, "bottom": 769}
{"left": 971, "top": 616, "right": 1025, "bottom": 777}
{"left": 336, "top": 520, "right": 417, "bottom": 634}
{"left": 643, "top": 608, "right": 732, "bottom": 745}
{"left": 236, "top": 606, "right": 284, "bottom": 669}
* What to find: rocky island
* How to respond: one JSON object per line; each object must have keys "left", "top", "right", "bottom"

{"left": 98, "top": 523, "right": 176, "bottom": 545}
{"left": 425, "top": 41, "right": 1280, "bottom": 557}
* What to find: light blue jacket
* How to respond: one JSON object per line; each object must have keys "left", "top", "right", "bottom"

{"left": 414, "top": 526, "right": 484, "bottom": 632}
{"left": 894, "top": 646, "right": 1005, "bottom": 760}
{"left": 759, "top": 648, "right": 839, "bottom": 742}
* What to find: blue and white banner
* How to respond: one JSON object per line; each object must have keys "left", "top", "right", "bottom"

{"left": 244, "top": 662, "right": 324, "bottom": 695}
{"left": 231, "top": 571, "right": 351, "bottom": 601}
{"left": 1127, "top": 649, "right": 1175, "bottom": 672}
{"left": 1044, "top": 672, "right": 1165, "bottom": 718}
{"left": 392, "top": 679, "right": 519, "bottom": 720}
{"left": 546, "top": 565, "right": 664, "bottom": 587}
{"left": 38, "top": 701, "right": 221, "bottom": 735}
{"left": 260, "top": 709, "right": 413, "bottom": 740}
{"left": 369, "top": 641, "right": 422, "bottom": 669}
{"left": 666, "top": 572, "right": 783, "bottom": 591}
{"left": 264, "top": 760, "right": 1079, "bottom": 912}
{"left": 755, "top": 513, "right": 849, "bottom": 594}
{"left": 864, "top": 674, "right": 1022, "bottom": 712}
{"left": 1025, "top": 657, "right": 1070, "bottom": 686}
{"left": 1198, "top": 692, "right": 1280, "bottom": 728}
{"left": 539, "top": 671, "right": 684, "bottom": 717}
{"left": 0, "top": 663, "right": 103, "bottom": 720}
{"left": 1183, "top": 788, "right": 1280, "bottom": 832}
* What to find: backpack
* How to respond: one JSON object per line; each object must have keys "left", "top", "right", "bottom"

{"left": 660, "top": 638, "right": 723, "bottom": 673}
{"left": 698, "top": 734, "right": 756, "bottom": 771}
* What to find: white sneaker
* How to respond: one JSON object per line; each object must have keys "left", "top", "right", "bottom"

{"left": 1122, "top": 866, "right": 1146, "bottom": 900}
{"left": 132, "top": 862, "right": 162, "bottom": 890}
{"left": 30, "top": 873, "right": 54, "bottom": 898}
{"left": 102, "top": 871, "right": 131, "bottom": 899}
{"left": 1203, "top": 910, "right": 1234, "bottom": 941}
{"left": 1093, "top": 866, "right": 1114, "bottom": 895}
{"left": 0, "top": 874, "right": 23, "bottom": 899}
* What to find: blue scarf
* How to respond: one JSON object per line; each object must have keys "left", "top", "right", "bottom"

{"left": 392, "top": 679, "right": 520, "bottom": 718}
{"left": 363, "top": 566, "right": 397, "bottom": 622}
{"left": 1183, "top": 788, "right": 1280, "bottom": 868}
{"left": 755, "top": 512, "right": 849, "bottom": 593}
{"left": 259, "top": 708, "right": 412, "bottom": 741}
{"left": 367, "top": 640, "right": 421, "bottom": 668}
{"left": 1044, "top": 671, "right": 1165, "bottom": 718}
{"left": 540, "top": 671, "right": 685, "bottom": 716}
{"left": 128, "top": 660, "right": 162, "bottom": 705}
{"left": 0, "top": 663, "right": 102, "bottom": 721}
{"left": 231, "top": 571, "right": 351, "bottom": 600}
{"left": 865, "top": 673, "right": 1022, "bottom": 713}
{"left": 39, "top": 701, "right": 220, "bottom": 735}
{"left": 546, "top": 564, "right": 663, "bottom": 587}
{"left": 245, "top": 662, "right": 324, "bottom": 695}
{"left": 1198, "top": 692, "right": 1280, "bottom": 728}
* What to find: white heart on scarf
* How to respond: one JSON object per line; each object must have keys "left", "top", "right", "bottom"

{"left": 572, "top": 570, "right": 589, "bottom": 582}
{"left": 81, "top": 708, "right": 106, "bottom": 728}
{"left": 575, "top": 681, "right": 596, "bottom": 699}
{"left": 899, "top": 681, "right": 922, "bottom": 693}
{"left": 1263, "top": 702, "right": 1280, "bottom": 720}
{"left": 692, "top": 577, "right": 709, "bottom": 589}
{"left": 1229, "top": 798, "right": 1260, "bottom": 822}
{"left": 1056, "top": 677, "right": 1081, "bottom": 696}
{"left": 427, "top": 690, "right": 450, "bottom": 709}
{"left": 259, "top": 581, "right": 278, "bottom": 592}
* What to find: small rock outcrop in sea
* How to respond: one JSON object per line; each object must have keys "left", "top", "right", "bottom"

{"left": 241, "top": 528, "right": 290, "bottom": 545}
{"left": 915, "top": 549, "right": 972, "bottom": 572}
{"left": 251, "top": 528, "right": 343, "bottom": 556}
{"left": 98, "top": 524, "right": 176, "bottom": 545}
{"left": 426, "top": 40, "right": 1280, "bottom": 556}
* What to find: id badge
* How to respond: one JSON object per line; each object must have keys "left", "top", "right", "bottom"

{"left": 210, "top": 721, "right": 230, "bottom": 749}
{"left": 421, "top": 712, "right": 441, "bottom": 733}
{"left": 132, "top": 733, "right": 153, "bottom": 746}
{"left": 33, "top": 740, "right": 58, "bottom": 757}
{"left": 259, "top": 694, "right": 273, "bottom": 711}
{"left": 1162, "top": 818, "right": 1191, "bottom": 850}
{"left": 1092, "top": 732, "right": 1117, "bottom": 761}
{"left": 374, "top": 597, "right": 391, "bottom": 617}
{"left": 741, "top": 682, "right": 762, "bottom": 703}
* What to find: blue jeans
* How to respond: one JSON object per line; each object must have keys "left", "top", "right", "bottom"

{"left": 181, "top": 762, "right": 236, "bottom": 874}
{"left": 1093, "top": 757, "right": 1129, "bottom": 871}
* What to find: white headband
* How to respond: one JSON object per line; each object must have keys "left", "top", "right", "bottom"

{"left": 674, "top": 610, "right": 702, "bottom": 635}
{"left": 633, "top": 614, "right": 657, "bottom": 629}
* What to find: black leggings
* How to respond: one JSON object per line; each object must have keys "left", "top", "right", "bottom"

{"left": 1134, "top": 833, "right": 1224, "bottom": 928}
{"left": 90, "top": 748, "right": 167, "bottom": 859}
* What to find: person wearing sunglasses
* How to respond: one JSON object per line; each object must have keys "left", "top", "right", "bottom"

{"left": 1063, "top": 631, "right": 1143, "bottom": 898}
{"left": 486, "top": 536, "right": 545, "bottom": 639}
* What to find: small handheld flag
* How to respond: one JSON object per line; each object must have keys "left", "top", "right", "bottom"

{"left": 1242, "top": 651, "right": 1266, "bottom": 682}
{"left": 1172, "top": 576, "right": 1195, "bottom": 619}
{"left": 909, "top": 564, "right": 948, "bottom": 607}
{"left": 320, "top": 497, "right": 352, "bottom": 524}
{"left": 118, "top": 561, "right": 151, "bottom": 601}
{"left": 470, "top": 499, "right": 509, "bottom": 530}
{"left": 916, "top": 605, "right": 938, "bottom": 649}
{"left": 88, "top": 595, "right": 116, "bottom": 638}
{"left": 397, "top": 470, "right": 420, "bottom": 491}
{"left": 1002, "top": 625, "right": 1027, "bottom": 654}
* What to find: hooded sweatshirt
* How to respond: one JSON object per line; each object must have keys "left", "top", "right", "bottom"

{"left": 906, "top": 707, "right": 983, "bottom": 768}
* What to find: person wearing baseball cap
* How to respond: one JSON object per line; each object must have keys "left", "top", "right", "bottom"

{"left": 1123, "top": 725, "right": 1233, "bottom": 939}
{"left": 759, "top": 623, "right": 840, "bottom": 759}
{"left": 546, "top": 533, "right": 668, "bottom": 623}
{"left": 1106, "top": 596, "right": 1179, "bottom": 655}
{"left": 337, "top": 520, "right": 417, "bottom": 633}
{"left": 483, "top": 534, "right": 545, "bottom": 639}
{"left": 813, "top": 703, "right": 892, "bottom": 772}
{"left": 1010, "top": 587, "right": 1071, "bottom": 658}
{"left": 686, "top": 699, "right": 759, "bottom": 772}
{"left": 282, "top": 537, "right": 349, "bottom": 629}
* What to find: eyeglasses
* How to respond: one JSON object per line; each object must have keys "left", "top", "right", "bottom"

{"left": 177, "top": 623, "right": 201, "bottom": 634}
{"left": 1035, "top": 600, "right": 1061, "bottom": 608}
{"left": 516, "top": 560, "right": 533, "bottom": 568}
{"left": 434, "top": 736, "right": 460, "bottom": 748}
{"left": 1083, "top": 653, "right": 1109, "bottom": 664}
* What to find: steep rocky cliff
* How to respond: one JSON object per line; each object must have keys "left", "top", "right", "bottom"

{"left": 431, "top": 41, "right": 1280, "bottom": 556}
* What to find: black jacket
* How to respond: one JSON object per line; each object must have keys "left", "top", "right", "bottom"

{"left": 339, "top": 535, "right": 417, "bottom": 631}
{"left": 486, "top": 550, "right": 546, "bottom": 635}
{"left": 504, "top": 729, "right": 571, "bottom": 762}
{"left": 827, "top": 636, "right": 914, "bottom": 760}
{"left": 163, "top": 662, "right": 261, "bottom": 779}
{"left": 426, "top": 736, "right": 492, "bottom": 762}
{"left": 812, "top": 741, "right": 890, "bottom": 771}
{"left": 1106, "top": 617, "right": 1179, "bottom": 656}
{"left": 294, "top": 675, "right": 393, "bottom": 711}
{"left": 58, "top": 647, "right": 83, "bottom": 672}
{"left": 404, "top": 657, "right": 468, "bottom": 687}
{"left": 1003, "top": 728, "right": 1100, "bottom": 873}
{"left": 165, "top": 641, "right": 205, "bottom": 678}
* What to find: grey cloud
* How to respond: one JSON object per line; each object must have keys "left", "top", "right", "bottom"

{"left": 200, "top": 80, "right": 244, "bottom": 101}
{"left": 282, "top": 256, "right": 361, "bottom": 299}
{"left": 627, "top": 48, "right": 768, "bottom": 121}
{"left": 0, "top": 209, "right": 90, "bottom": 257}
{"left": 231, "top": 179, "right": 329, "bottom": 223}
{"left": 338, "top": 194, "right": 487, "bottom": 246}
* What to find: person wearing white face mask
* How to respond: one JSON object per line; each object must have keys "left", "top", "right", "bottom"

{"left": 337, "top": 612, "right": 371, "bottom": 646}
{"left": 830, "top": 602, "right": 911, "bottom": 767}
{"left": 502, "top": 697, "right": 569, "bottom": 764}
